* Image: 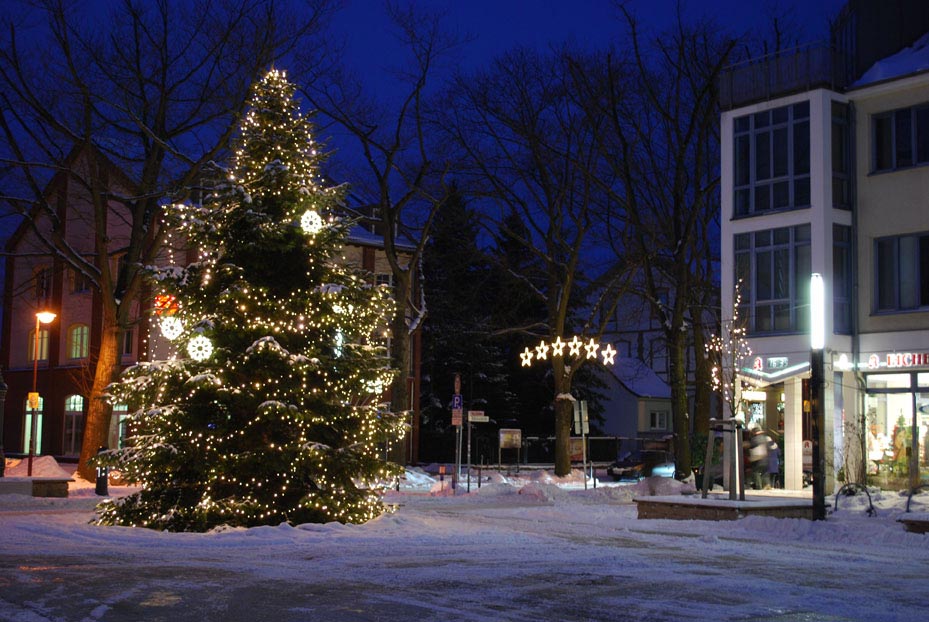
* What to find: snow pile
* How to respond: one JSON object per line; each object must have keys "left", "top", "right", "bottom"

{"left": 629, "top": 475, "right": 696, "bottom": 497}
{"left": 3, "top": 455, "right": 72, "bottom": 479}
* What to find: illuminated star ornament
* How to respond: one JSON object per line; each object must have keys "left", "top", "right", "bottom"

{"left": 160, "top": 316, "right": 183, "bottom": 340}
{"left": 187, "top": 335, "right": 214, "bottom": 361}
{"left": 519, "top": 336, "right": 617, "bottom": 366}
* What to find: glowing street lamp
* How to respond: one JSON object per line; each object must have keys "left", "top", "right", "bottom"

{"left": 809, "top": 274, "right": 825, "bottom": 520}
{"left": 28, "top": 311, "right": 56, "bottom": 477}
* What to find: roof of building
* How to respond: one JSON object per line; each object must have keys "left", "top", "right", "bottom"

{"left": 611, "top": 357, "right": 671, "bottom": 399}
{"left": 853, "top": 30, "right": 929, "bottom": 87}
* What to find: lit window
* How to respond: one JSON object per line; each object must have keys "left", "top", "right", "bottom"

{"left": 63, "top": 395, "right": 85, "bottom": 456}
{"left": 27, "top": 328, "right": 50, "bottom": 362}
{"left": 68, "top": 324, "right": 89, "bottom": 359}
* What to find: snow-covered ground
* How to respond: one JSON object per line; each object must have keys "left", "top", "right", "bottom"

{"left": 1, "top": 457, "right": 927, "bottom": 622}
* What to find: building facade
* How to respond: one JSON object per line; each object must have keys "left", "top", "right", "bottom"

{"left": 720, "top": 1, "right": 929, "bottom": 491}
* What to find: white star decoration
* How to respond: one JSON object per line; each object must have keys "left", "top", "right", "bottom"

{"left": 301, "top": 209, "right": 323, "bottom": 234}
{"left": 568, "top": 336, "right": 582, "bottom": 357}
{"left": 520, "top": 336, "right": 615, "bottom": 366}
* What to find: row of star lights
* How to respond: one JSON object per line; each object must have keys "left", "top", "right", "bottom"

{"left": 520, "top": 337, "right": 617, "bottom": 367}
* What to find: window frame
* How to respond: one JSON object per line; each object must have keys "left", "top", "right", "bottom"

{"left": 27, "top": 328, "right": 50, "bottom": 362}
{"left": 873, "top": 232, "right": 929, "bottom": 312}
{"left": 872, "top": 103, "right": 929, "bottom": 173}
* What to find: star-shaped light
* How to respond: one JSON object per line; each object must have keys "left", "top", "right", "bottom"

{"left": 551, "top": 337, "right": 566, "bottom": 356}
{"left": 600, "top": 342, "right": 616, "bottom": 366}
{"left": 567, "top": 336, "right": 582, "bottom": 357}
{"left": 520, "top": 347, "right": 534, "bottom": 367}
{"left": 584, "top": 338, "right": 600, "bottom": 359}
{"left": 160, "top": 316, "right": 183, "bottom": 341}
{"left": 535, "top": 341, "right": 550, "bottom": 360}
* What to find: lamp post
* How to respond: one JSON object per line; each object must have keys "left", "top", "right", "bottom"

{"left": 27, "top": 311, "right": 56, "bottom": 477}
{"left": 810, "top": 274, "right": 826, "bottom": 520}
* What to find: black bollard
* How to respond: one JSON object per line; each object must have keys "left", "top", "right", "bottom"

{"left": 95, "top": 446, "right": 109, "bottom": 496}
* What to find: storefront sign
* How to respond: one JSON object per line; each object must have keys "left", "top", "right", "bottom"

{"left": 867, "top": 352, "right": 929, "bottom": 369}
{"left": 767, "top": 357, "right": 789, "bottom": 369}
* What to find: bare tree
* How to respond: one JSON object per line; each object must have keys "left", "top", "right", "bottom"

{"left": 297, "top": 2, "right": 461, "bottom": 462}
{"left": 439, "top": 47, "right": 632, "bottom": 476}
{"left": 0, "top": 0, "right": 336, "bottom": 481}
{"left": 568, "top": 8, "right": 737, "bottom": 477}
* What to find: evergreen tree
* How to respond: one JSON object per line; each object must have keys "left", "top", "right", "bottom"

{"left": 96, "top": 69, "right": 402, "bottom": 531}
{"left": 419, "top": 185, "right": 511, "bottom": 462}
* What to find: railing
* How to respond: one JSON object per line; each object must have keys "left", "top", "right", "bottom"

{"left": 720, "top": 43, "right": 854, "bottom": 110}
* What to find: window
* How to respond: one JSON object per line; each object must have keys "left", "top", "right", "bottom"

{"left": 375, "top": 273, "right": 393, "bottom": 287}
{"left": 834, "top": 225, "right": 852, "bottom": 333}
{"left": 734, "top": 224, "right": 811, "bottom": 334}
{"left": 109, "top": 403, "right": 130, "bottom": 449}
{"left": 68, "top": 324, "right": 89, "bottom": 359}
{"left": 34, "top": 267, "right": 52, "bottom": 302}
{"left": 733, "top": 101, "right": 810, "bottom": 217}
{"left": 874, "top": 232, "right": 929, "bottom": 312}
{"left": 649, "top": 411, "right": 668, "bottom": 430}
{"left": 27, "top": 328, "right": 50, "bottom": 362}
{"left": 832, "top": 102, "right": 851, "bottom": 210}
{"left": 872, "top": 103, "right": 929, "bottom": 172}
{"left": 70, "top": 268, "right": 92, "bottom": 294}
{"left": 122, "top": 329, "right": 134, "bottom": 357}
{"left": 63, "top": 395, "right": 85, "bottom": 456}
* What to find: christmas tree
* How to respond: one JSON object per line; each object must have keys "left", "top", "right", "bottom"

{"left": 96, "top": 69, "right": 402, "bottom": 531}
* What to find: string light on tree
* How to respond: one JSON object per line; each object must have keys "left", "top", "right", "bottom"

{"left": 95, "top": 68, "right": 402, "bottom": 532}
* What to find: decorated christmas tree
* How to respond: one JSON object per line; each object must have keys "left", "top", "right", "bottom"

{"left": 96, "top": 69, "right": 402, "bottom": 531}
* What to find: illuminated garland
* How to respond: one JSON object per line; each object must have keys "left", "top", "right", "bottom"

{"left": 520, "top": 336, "right": 617, "bottom": 366}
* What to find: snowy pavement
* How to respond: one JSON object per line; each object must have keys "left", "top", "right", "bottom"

{"left": 1, "top": 463, "right": 927, "bottom": 622}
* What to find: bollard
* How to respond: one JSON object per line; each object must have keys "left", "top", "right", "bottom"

{"left": 95, "top": 446, "right": 109, "bottom": 496}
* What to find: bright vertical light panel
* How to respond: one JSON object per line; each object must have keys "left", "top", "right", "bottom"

{"left": 810, "top": 273, "right": 825, "bottom": 350}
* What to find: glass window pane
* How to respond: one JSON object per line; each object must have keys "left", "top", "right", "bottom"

{"left": 754, "top": 111, "right": 770, "bottom": 128}
{"left": 895, "top": 109, "right": 913, "bottom": 167}
{"left": 795, "top": 224, "right": 811, "bottom": 242}
{"left": 774, "top": 303, "right": 791, "bottom": 330}
{"left": 794, "top": 178, "right": 810, "bottom": 207}
{"left": 774, "top": 248, "right": 789, "bottom": 298}
{"left": 755, "top": 230, "right": 771, "bottom": 247}
{"left": 735, "top": 188, "right": 751, "bottom": 216}
{"left": 773, "top": 227, "right": 790, "bottom": 245}
{"left": 754, "top": 184, "right": 770, "bottom": 213}
{"left": 756, "top": 131, "right": 771, "bottom": 181}
{"left": 772, "top": 106, "right": 789, "bottom": 124}
{"left": 874, "top": 115, "right": 893, "bottom": 170}
{"left": 735, "top": 233, "right": 751, "bottom": 251}
{"left": 900, "top": 236, "right": 918, "bottom": 309}
{"left": 773, "top": 127, "right": 788, "bottom": 177}
{"left": 773, "top": 181, "right": 789, "bottom": 208}
{"left": 793, "top": 101, "right": 809, "bottom": 119}
{"left": 757, "top": 250, "right": 772, "bottom": 300}
{"left": 794, "top": 243, "right": 811, "bottom": 307}
{"left": 735, "top": 115, "right": 750, "bottom": 133}
{"left": 756, "top": 304, "right": 773, "bottom": 332}
{"left": 921, "top": 236, "right": 929, "bottom": 307}
{"left": 876, "top": 238, "right": 897, "bottom": 310}
{"left": 735, "top": 135, "right": 751, "bottom": 186}
{"left": 735, "top": 252, "right": 751, "bottom": 294}
{"left": 916, "top": 107, "right": 929, "bottom": 163}
{"left": 794, "top": 121, "right": 810, "bottom": 175}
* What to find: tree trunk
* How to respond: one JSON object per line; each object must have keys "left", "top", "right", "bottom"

{"left": 552, "top": 359, "right": 572, "bottom": 476}
{"left": 691, "top": 318, "right": 712, "bottom": 436}
{"left": 668, "top": 329, "right": 691, "bottom": 478}
{"left": 77, "top": 313, "right": 121, "bottom": 482}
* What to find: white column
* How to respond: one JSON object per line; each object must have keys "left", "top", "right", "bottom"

{"left": 783, "top": 376, "right": 804, "bottom": 489}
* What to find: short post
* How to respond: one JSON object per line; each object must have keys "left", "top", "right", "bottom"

{"left": 95, "top": 446, "right": 109, "bottom": 496}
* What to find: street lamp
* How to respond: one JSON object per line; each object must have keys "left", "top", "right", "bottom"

{"left": 27, "top": 311, "right": 56, "bottom": 477}
{"left": 809, "top": 274, "right": 826, "bottom": 520}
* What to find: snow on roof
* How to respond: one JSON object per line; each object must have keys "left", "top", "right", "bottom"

{"left": 611, "top": 357, "right": 671, "bottom": 399}
{"left": 853, "top": 30, "right": 929, "bottom": 87}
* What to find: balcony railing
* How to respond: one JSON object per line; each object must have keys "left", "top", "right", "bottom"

{"left": 720, "top": 43, "right": 854, "bottom": 110}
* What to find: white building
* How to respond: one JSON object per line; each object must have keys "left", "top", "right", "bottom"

{"left": 719, "top": 1, "right": 929, "bottom": 492}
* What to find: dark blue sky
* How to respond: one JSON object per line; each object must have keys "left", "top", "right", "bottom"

{"left": 330, "top": 0, "right": 847, "bottom": 101}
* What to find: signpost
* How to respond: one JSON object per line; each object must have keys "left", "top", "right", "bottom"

{"left": 466, "top": 410, "right": 487, "bottom": 492}
{"left": 573, "top": 400, "right": 590, "bottom": 489}
{"left": 452, "top": 373, "right": 463, "bottom": 483}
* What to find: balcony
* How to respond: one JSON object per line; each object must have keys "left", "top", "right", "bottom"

{"left": 720, "top": 43, "right": 854, "bottom": 110}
